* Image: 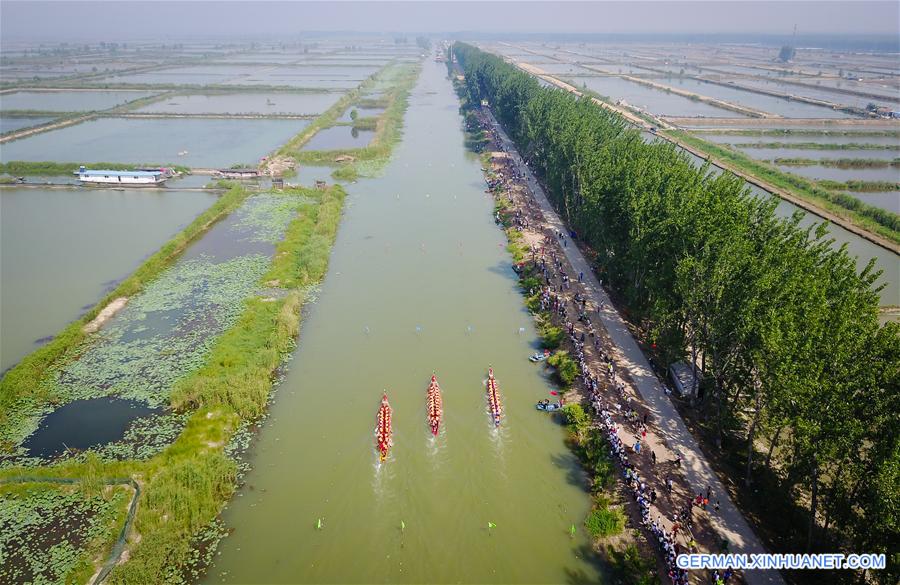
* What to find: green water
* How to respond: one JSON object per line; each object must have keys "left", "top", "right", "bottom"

{"left": 204, "top": 61, "right": 604, "bottom": 584}
{"left": 0, "top": 188, "right": 218, "bottom": 373}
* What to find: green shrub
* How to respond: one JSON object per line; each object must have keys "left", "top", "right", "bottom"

{"left": 520, "top": 275, "right": 541, "bottom": 293}
{"left": 585, "top": 506, "right": 625, "bottom": 538}
{"left": 560, "top": 403, "right": 590, "bottom": 438}
{"left": 537, "top": 317, "right": 564, "bottom": 349}
{"left": 606, "top": 543, "right": 658, "bottom": 585}
{"left": 548, "top": 351, "right": 579, "bottom": 386}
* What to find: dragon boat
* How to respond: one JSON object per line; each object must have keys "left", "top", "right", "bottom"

{"left": 486, "top": 367, "right": 503, "bottom": 427}
{"left": 375, "top": 393, "right": 393, "bottom": 462}
{"left": 426, "top": 374, "right": 443, "bottom": 436}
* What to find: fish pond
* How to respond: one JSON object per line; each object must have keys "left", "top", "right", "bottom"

{"left": 302, "top": 125, "right": 376, "bottom": 150}
{"left": 0, "top": 117, "right": 309, "bottom": 168}
{"left": 659, "top": 77, "right": 858, "bottom": 118}
{"left": 848, "top": 191, "right": 900, "bottom": 214}
{"left": 577, "top": 75, "right": 743, "bottom": 118}
{"left": 0, "top": 187, "right": 218, "bottom": 374}
{"left": 0, "top": 116, "right": 55, "bottom": 134}
{"left": 337, "top": 105, "right": 385, "bottom": 123}
{"left": 134, "top": 92, "right": 343, "bottom": 115}
{"left": 0, "top": 90, "right": 158, "bottom": 112}
{"left": 775, "top": 164, "right": 900, "bottom": 183}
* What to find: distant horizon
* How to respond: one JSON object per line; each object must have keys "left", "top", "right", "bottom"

{"left": 2, "top": 1, "right": 898, "bottom": 42}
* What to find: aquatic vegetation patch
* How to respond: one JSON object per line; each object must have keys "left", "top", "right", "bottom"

{"left": 0, "top": 482, "right": 130, "bottom": 584}
{"left": 2, "top": 191, "right": 310, "bottom": 453}
{"left": 91, "top": 411, "right": 191, "bottom": 461}
{"left": 232, "top": 192, "right": 315, "bottom": 244}
{"left": 50, "top": 254, "right": 272, "bottom": 406}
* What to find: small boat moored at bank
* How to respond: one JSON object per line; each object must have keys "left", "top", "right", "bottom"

{"left": 535, "top": 400, "right": 561, "bottom": 412}
{"left": 486, "top": 367, "right": 503, "bottom": 427}
{"left": 529, "top": 349, "right": 550, "bottom": 362}
{"left": 375, "top": 392, "right": 393, "bottom": 462}
{"left": 426, "top": 374, "right": 443, "bottom": 436}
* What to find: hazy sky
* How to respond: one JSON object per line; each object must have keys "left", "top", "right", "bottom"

{"left": 2, "top": 1, "right": 898, "bottom": 41}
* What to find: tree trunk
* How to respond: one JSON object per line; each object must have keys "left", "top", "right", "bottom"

{"left": 822, "top": 461, "right": 845, "bottom": 533}
{"left": 744, "top": 382, "right": 763, "bottom": 487}
{"left": 807, "top": 460, "right": 819, "bottom": 552}
{"left": 715, "top": 375, "right": 725, "bottom": 449}
{"left": 764, "top": 424, "right": 784, "bottom": 472}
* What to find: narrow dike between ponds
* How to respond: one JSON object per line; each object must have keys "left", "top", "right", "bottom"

{"left": 201, "top": 60, "right": 606, "bottom": 584}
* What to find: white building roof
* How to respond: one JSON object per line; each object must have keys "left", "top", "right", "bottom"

{"left": 79, "top": 170, "right": 162, "bottom": 177}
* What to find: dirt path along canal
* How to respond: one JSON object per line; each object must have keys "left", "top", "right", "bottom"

{"left": 203, "top": 61, "right": 607, "bottom": 583}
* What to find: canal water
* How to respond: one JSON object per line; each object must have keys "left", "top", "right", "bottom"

{"left": 204, "top": 60, "right": 603, "bottom": 583}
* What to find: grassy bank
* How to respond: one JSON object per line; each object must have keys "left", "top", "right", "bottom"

{"left": 817, "top": 179, "right": 900, "bottom": 192}
{"left": 0, "top": 185, "right": 347, "bottom": 582}
{"left": 692, "top": 128, "right": 900, "bottom": 137}
{"left": 0, "top": 161, "right": 192, "bottom": 176}
{"left": 732, "top": 141, "right": 900, "bottom": 150}
{"left": 773, "top": 157, "right": 900, "bottom": 168}
{"left": 667, "top": 130, "right": 900, "bottom": 245}
{"left": 0, "top": 109, "right": 72, "bottom": 118}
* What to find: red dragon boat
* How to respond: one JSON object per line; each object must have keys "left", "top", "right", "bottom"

{"left": 375, "top": 393, "right": 393, "bottom": 462}
{"left": 486, "top": 367, "right": 502, "bottom": 427}
{"left": 426, "top": 374, "right": 443, "bottom": 436}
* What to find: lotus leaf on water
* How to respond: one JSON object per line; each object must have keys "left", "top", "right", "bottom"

{"left": 0, "top": 483, "right": 128, "bottom": 584}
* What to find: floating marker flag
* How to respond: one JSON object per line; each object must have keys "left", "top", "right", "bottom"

{"left": 487, "top": 522, "right": 497, "bottom": 529}
{"left": 316, "top": 518, "right": 323, "bottom": 530}
{"left": 570, "top": 524, "right": 576, "bottom": 538}
{"left": 401, "top": 520, "right": 406, "bottom": 532}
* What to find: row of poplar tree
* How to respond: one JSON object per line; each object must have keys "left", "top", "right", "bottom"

{"left": 453, "top": 43, "right": 898, "bottom": 580}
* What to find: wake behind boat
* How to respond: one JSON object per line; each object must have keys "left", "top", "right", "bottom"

{"left": 486, "top": 367, "right": 502, "bottom": 427}
{"left": 426, "top": 374, "right": 443, "bottom": 436}
{"left": 375, "top": 393, "right": 393, "bottom": 462}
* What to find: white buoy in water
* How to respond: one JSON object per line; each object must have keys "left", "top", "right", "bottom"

{"left": 364, "top": 326, "right": 370, "bottom": 335}
{"left": 518, "top": 327, "right": 526, "bottom": 335}
{"left": 466, "top": 325, "right": 474, "bottom": 335}
{"left": 416, "top": 325, "right": 423, "bottom": 334}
